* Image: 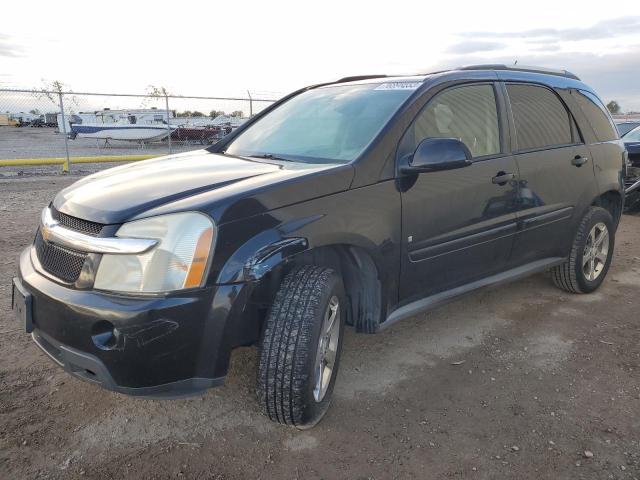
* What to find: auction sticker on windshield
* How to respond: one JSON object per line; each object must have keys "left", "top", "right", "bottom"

{"left": 374, "top": 82, "right": 422, "bottom": 90}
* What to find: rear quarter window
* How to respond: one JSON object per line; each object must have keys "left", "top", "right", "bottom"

{"left": 573, "top": 90, "right": 619, "bottom": 142}
{"left": 507, "top": 84, "right": 573, "bottom": 151}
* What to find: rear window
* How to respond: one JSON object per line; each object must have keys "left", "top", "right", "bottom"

{"left": 573, "top": 90, "right": 619, "bottom": 142}
{"left": 507, "top": 84, "right": 573, "bottom": 151}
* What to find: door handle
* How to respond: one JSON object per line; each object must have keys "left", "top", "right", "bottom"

{"left": 571, "top": 155, "right": 588, "bottom": 167}
{"left": 491, "top": 172, "right": 515, "bottom": 185}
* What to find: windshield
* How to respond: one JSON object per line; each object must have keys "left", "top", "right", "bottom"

{"left": 225, "top": 82, "right": 419, "bottom": 163}
{"left": 618, "top": 122, "right": 640, "bottom": 137}
{"left": 623, "top": 126, "right": 640, "bottom": 142}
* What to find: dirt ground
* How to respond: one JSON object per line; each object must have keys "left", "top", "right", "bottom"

{"left": 0, "top": 175, "right": 639, "bottom": 480}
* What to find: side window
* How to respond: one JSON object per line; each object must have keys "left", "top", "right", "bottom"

{"left": 404, "top": 84, "right": 500, "bottom": 158}
{"left": 507, "top": 84, "right": 573, "bottom": 151}
{"left": 573, "top": 90, "right": 619, "bottom": 142}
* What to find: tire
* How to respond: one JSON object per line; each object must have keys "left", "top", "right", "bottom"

{"left": 551, "top": 207, "right": 615, "bottom": 294}
{"left": 257, "top": 265, "right": 345, "bottom": 428}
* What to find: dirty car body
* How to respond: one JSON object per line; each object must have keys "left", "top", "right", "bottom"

{"left": 13, "top": 66, "right": 625, "bottom": 404}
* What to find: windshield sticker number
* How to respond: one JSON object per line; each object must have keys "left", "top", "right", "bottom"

{"left": 375, "top": 82, "right": 422, "bottom": 91}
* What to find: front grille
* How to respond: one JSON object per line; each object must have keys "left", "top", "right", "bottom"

{"left": 51, "top": 207, "right": 104, "bottom": 236}
{"left": 35, "top": 230, "right": 87, "bottom": 283}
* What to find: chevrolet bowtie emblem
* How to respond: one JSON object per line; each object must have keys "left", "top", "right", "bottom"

{"left": 41, "top": 224, "right": 52, "bottom": 242}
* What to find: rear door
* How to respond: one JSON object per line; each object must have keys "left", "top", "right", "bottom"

{"left": 398, "top": 82, "right": 520, "bottom": 302}
{"left": 504, "top": 83, "right": 598, "bottom": 264}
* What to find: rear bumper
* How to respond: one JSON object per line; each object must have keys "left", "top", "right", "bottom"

{"left": 18, "top": 247, "right": 252, "bottom": 398}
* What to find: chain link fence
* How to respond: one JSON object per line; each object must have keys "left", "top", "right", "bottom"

{"left": 0, "top": 88, "right": 279, "bottom": 172}
{"left": 4, "top": 88, "right": 637, "bottom": 175}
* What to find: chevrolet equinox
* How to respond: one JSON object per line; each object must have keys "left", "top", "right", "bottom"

{"left": 12, "top": 65, "right": 625, "bottom": 428}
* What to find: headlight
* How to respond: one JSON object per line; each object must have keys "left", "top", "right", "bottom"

{"left": 94, "top": 212, "right": 215, "bottom": 293}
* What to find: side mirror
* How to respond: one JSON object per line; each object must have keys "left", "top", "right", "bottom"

{"left": 401, "top": 137, "right": 472, "bottom": 174}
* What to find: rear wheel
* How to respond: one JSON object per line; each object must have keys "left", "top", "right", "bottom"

{"left": 257, "top": 265, "right": 345, "bottom": 428}
{"left": 551, "top": 207, "right": 615, "bottom": 293}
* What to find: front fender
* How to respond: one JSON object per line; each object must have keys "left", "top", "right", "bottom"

{"left": 213, "top": 215, "right": 386, "bottom": 285}
{"left": 217, "top": 232, "right": 309, "bottom": 284}
{"left": 214, "top": 214, "right": 323, "bottom": 284}
{"left": 210, "top": 182, "right": 402, "bottom": 312}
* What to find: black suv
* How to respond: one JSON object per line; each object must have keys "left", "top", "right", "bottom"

{"left": 12, "top": 65, "right": 625, "bottom": 428}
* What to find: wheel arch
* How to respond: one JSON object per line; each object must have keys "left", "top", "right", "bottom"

{"left": 592, "top": 189, "right": 623, "bottom": 227}
{"left": 248, "top": 243, "right": 384, "bottom": 334}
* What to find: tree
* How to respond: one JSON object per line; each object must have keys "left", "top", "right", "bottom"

{"left": 176, "top": 111, "right": 192, "bottom": 118}
{"left": 209, "top": 110, "right": 225, "bottom": 118}
{"left": 230, "top": 110, "right": 244, "bottom": 118}
{"left": 29, "top": 109, "right": 41, "bottom": 115}
{"left": 143, "top": 85, "right": 173, "bottom": 112}
{"left": 34, "top": 80, "right": 79, "bottom": 114}
{"left": 191, "top": 111, "right": 205, "bottom": 117}
{"left": 606, "top": 101, "right": 621, "bottom": 115}
{"left": 146, "top": 85, "right": 172, "bottom": 97}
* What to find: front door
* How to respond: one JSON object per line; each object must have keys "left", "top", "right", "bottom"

{"left": 398, "top": 83, "right": 519, "bottom": 302}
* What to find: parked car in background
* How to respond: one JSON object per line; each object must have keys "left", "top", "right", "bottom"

{"left": 44, "top": 113, "right": 59, "bottom": 128}
{"left": 616, "top": 121, "right": 640, "bottom": 137}
{"left": 13, "top": 65, "right": 625, "bottom": 428}
{"left": 623, "top": 126, "right": 640, "bottom": 210}
{"left": 622, "top": 125, "right": 640, "bottom": 142}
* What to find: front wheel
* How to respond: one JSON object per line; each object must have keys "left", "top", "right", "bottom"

{"left": 257, "top": 265, "right": 345, "bottom": 428}
{"left": 551, "top": 207, "right": 615, "bottom": 293}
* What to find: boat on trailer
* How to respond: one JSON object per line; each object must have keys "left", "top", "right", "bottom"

{"left": 69, "top": 110, "right": 174, "bottom": 143}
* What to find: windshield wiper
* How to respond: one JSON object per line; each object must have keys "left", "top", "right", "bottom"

{"left": 247, "top": 153, "right": 296, "bottom": 162}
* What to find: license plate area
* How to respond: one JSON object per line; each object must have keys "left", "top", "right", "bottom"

{"left": 12, "top": 277, "right": 33, "bottom": 333}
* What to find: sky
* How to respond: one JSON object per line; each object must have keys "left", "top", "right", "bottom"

{"left": 2, "top": 0, "right": 640, "bottom": 111}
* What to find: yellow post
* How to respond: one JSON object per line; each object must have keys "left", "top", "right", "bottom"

{"left": 0, "top": 154, "right": 159, "bottom": 167}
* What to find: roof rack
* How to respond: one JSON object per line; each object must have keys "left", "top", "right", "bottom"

{"left": 335, "top": 75, "right": 387, "bottom": 83}
{"left": 459, "top": 64, "right": 580, "bottom": 81}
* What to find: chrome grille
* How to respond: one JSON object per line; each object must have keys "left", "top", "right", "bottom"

{"left": 35, "top": 229, "right": 87, "bottom": 283}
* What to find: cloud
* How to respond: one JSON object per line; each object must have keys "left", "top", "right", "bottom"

{"left": 0, "top": 33, "right": 23, "bottom": 57}
{"left": 447, "top": 41, "right": 506, "bottom": 55}
{"left": 529, "top": 44, "right": 562, "bottom": 52}
{"left": 436, "top": 17, "right": 640, "bottom": 111}
{"left": 459, "top": 16, "right": 640, "bottom": 44}
{"left": 430, "top": 46, "right": 640, "bottom": 111}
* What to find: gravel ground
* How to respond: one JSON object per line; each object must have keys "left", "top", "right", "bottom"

{"left": 0, "top": 174, "right": 639, "bottom": 480}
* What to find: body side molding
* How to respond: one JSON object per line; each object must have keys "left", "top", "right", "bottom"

{"left": 380, "top": 257, "right": 565, "bottom": 331}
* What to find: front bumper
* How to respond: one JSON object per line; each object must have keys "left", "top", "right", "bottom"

{"left": 18, "top": 247, "right": 251, "bottom": 399}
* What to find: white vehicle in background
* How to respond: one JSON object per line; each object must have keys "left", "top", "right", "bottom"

{"left": 64, "top": 109, "right": 175, "bottom": 144}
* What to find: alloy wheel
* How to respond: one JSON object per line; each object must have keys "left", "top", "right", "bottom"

{"left": 583, "top": 222, "right": 609, "bottom": 281}
{"left": 313, "top": 295, "right": 340, "bottom": 403}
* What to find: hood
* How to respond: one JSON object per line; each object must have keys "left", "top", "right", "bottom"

{"left": 54, "top": 150, "right": 353, "bottom": 224}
